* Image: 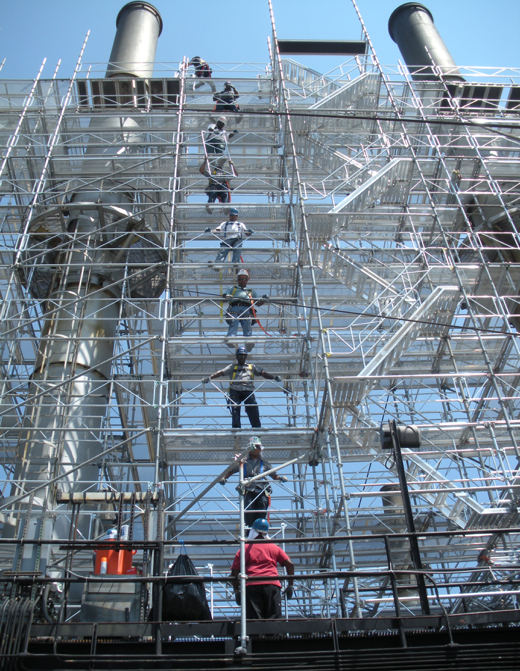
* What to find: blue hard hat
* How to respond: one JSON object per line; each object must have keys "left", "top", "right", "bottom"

{"left": 229, "top": 208, "right": 239, "bottom": 216}
{"left": 252, "top": 518, "right": 269, "bottom": 533}
{"left": 236, "top": 346, "right": 248, "bottom": 356}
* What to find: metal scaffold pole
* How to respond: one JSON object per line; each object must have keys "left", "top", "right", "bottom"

{"left": 1, "top": 0, "right": 520, "bottom": 664}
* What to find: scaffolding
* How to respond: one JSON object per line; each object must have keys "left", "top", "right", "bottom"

{"left": 1, "top": 0, "right": 520, "bottom": 665}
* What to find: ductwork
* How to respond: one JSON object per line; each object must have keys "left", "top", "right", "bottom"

{"left": 10, "top": 2, "right": 164, "bottom": 571}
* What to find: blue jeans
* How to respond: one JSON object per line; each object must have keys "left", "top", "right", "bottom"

{"left": 215, "top": 239, "right": 242, "bottom": 264}
{"left": 226, "top": 305, "right": 253, "bottom": 337}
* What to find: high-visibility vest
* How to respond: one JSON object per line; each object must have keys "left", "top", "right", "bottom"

{"left": 230, "top": 364, "right": 254, "bottom": 383}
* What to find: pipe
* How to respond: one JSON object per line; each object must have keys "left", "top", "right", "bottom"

{"left": 107, "top": 1, "right": 163, "bottom": 79}
{"left": 389, "top": 3, "right": 520, "bottom": 332}
{"left": 11, "top": 3, "right": 163, "bottom": 567}
{"left": 388, "top": 3, "right": 463, "bottom": 82}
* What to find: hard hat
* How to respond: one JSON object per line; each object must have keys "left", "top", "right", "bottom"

{"left": 251, "top": 518, "right": 269, "bottom": 534}
{"left": 236, "top": 346, "right": 248, "bottom": 356}
{"left": 224, "top": 81, "right": 232, "bottom": 87}
{"left": 237, "top": 268, "right": 249, "bottom": 278}
{"left": 249, "top": 435, "right": 263, "bottom": 450}
{"left": 229, "top": 207, "right": 239, "bottom": 216}
{"left": 189, "top": 56, "right": 201, "bottom": 63}
{"left": 217, "top": 116, "right": 227, "bottom": 125}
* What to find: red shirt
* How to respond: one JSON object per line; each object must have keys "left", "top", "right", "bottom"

{"left": 231, "top": 542, "right": 290, "bottom": 587}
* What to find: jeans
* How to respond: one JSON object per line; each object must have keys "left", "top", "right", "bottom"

{"left": 228, "top": 388, "right": 261, "bottom": 429}
{"left": 215, "top": 239, "right": 243, "bottom": 264}
{"left": 226, "top": 305, "right": 253, "bottom": 337}
{"left": 207, "top": 188, "right": 230, "bottom": 204}
{"left": 244, "top": 488, "right": 269, "bottom": 528}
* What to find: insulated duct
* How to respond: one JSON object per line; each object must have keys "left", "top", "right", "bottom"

{"left": 10, "top": 2, "right": 164, "bottom": 571}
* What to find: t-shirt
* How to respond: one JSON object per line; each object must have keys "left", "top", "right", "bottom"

{"left": 231, "top": 542, "right": 290, "bottom": 587}
{"left": 225, "top": 286, "right": 258, "bottom": 305}
{"left": 216, "top": 362, "right": 263, "bottom": 391}
{"left": 214, "top": 220, "right": 248, "bottom": 241}
{"left": 227, "top": 456, "right": 274, "bottom": 491}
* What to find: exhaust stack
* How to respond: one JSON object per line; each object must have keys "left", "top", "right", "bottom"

{"left": 107, "top": 1, "right": 163, "bottom": 79}
{"left": 11, "top": 2, "right": 164, "bottom": 572}
{"left": 388, "top": 3, "right": 463, "bottom": 82}
{"left": 389, "top": 3, "right": 520, "bottom": 332}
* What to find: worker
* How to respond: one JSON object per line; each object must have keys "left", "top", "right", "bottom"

{"left": 205, "top": 208, "right": 253, "bottom": 265}
{"left": 223, "top": 269, "right": 268, "bottom": 341}
{"left": 202, "top": 346, "right": 282, "bottom": 429}
{"left": 213, "top": 81, "right": 240, "bottom": 113}
{"left": 221, "top": 436, "right": 288, "bottom": 528}
{"left": 229, "top": 518, "right": 294, "bottom": 619}
{"left": 204, "top": 117, "right": 237, "bottom": 160}
{"left": 189, "top": 56, "right": 216, "bottom": 93}
{"left": 204, "top": 166, "right": 232, "bottom": 208}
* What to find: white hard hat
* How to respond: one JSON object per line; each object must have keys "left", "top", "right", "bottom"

{"left": 217, "top": 116, "right": 227, "bottom": 125}
{"left": 249, "top": 435, "right": 263, "bottom": 450}
{"left": 237, "top": 268, "right": 250, "bottom": 278}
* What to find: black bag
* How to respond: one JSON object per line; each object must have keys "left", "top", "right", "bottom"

{"left": 162, "top": 553, "right": 212, "bottom": 621}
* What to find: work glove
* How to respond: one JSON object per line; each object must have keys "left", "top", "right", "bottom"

{"left": 220, "top": 478, "right": 227, "bottom": 486}
{"left": 235, "top": 591, "right": 241, "bottom": 606}
{"left": 248, "top": 228, "right": 254, "bottom": 235}
{"left": 261, "top": 294, "right": 269, "bottom": 301}
{"left": 204, "top": 227, "right": 211, "bottom": 233}
{"left": 274, "top": 376, "right": 283, "bottom": 383}
{"left": 283, "top": 586, "right": 294, "bottom": 599}
{"left": 223, "top": 294, "right": 231, "bottom": 299}
{"left": 279, "top": 475, "right": 288, "bottom": 483}
{"left": 202, "top": 377, "right": 210, "bottom": 384}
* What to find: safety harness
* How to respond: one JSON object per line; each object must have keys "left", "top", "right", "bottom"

{"left": 245, "top": 459, "right": 272, "bottom": 520}
{"left": 230, "top": 363, "right": 254, "bottom": 384}
{"left": 228, "top": 287, "right": 271, "bottom": 335}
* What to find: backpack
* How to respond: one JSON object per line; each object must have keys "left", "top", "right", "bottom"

{"left": 162, "top": 553, "right": 212, "bottom": 621}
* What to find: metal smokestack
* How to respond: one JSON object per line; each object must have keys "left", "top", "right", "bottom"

{"left": 11, "top": 2, "right": 164, "bottom": 571}
{"left": 389, "top": 3, "right": 520, "bottom": 332}
{"left": 388, "top": 3, "right": 463, "bottom": 82}
{"left": 107, "top": 1, "right": 163, "bottom": 79}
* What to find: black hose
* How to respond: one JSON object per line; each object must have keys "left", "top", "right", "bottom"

{"left": 41, "top": 583, "right": 54, "bottom": 624}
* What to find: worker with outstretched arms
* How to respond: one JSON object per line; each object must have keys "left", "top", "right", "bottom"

{"left": 205, "top": 208, "right": 253, "bottom": 266}
{"left": 229, "top": 518, "right": 294, "bottom": 619}
{"left": 202, "top": 346, "right": 282, "bottom": 428}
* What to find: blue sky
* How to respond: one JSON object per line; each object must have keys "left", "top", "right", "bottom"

{"left": 1, "top": 1, "right": 519, "bottom": 80}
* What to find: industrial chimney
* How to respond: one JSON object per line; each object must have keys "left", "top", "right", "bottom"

{"left": 10, "top": 2, "right": 165, "bottom": 573}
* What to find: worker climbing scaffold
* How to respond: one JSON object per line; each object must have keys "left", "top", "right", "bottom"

{"left": 202, "top": 116, "right": 238, "bottom": 173}
{"left": 222, "top": 268, "right": 268, "bottom": 346}
{"left": 220, "top": 436, "right": 288, "bottom": 528}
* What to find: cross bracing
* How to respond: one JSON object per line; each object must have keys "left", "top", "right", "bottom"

{"left": 0, "top": 3, "right": 519, "bottom": 642}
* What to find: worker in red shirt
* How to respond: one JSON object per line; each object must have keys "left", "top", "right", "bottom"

{"left": 229, "top": 518, "right": 295, "bottom": 619}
